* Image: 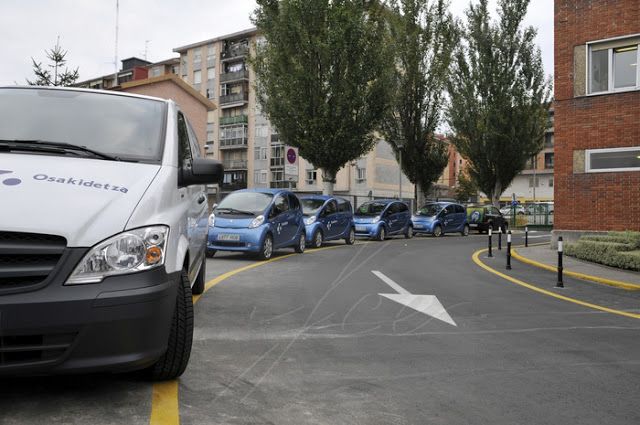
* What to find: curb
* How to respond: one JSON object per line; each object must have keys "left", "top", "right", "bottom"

{"left": 511, "top": 247, "right": 640, "bottom": 291}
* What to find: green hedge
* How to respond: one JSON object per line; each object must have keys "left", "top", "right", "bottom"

{"left": 565, "top": 231, "right": 640, "bottom": 272}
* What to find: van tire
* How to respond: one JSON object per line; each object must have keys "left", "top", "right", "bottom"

{"left": 312, "top": 229, "right": 323, "bottom": 249}
{"left": 148, "top": 268, "right": 194, "bottom": 381}
{"left": 345, "top": 228, "right": 356, "bottom": 245}
{"left": 294, "top": 233, "right": 306, "bottom": 253}
{"left": 191, "top": 257, "right": 206, "bottom": 295}
{"left": 433, "top": 225, "right": 443, "bottom": 237}
{"left": 461, "top": 224, "right": 470, "bottom": 236}
{"left": 404, "top": 225, "right": 413, "bottom": 239}
{"left": 257, "top": 234, "right": 273, "bottom": 260}
{"left": 376, "top": 226, "right": 386, "bottom": 241}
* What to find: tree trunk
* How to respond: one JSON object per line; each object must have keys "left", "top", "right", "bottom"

{"left": 491, "top": 182, "right": 502, "bottom": 207}
{"left": 416, "top": 182, "right": 426, "bottom": 210}
{"left": 322, "top": 169, "right": 335, "bottom": 195}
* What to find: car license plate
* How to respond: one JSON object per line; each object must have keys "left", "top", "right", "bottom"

{"left": 217, "top": 234, "right": 240, "bottom": 241}
{"left": 355, "top": 226, "right": 367, "bottom": 232}
{"left": 413, "top": 224, "right": 423, "bottom": 229}
{"left": 469, "top": 223, "right": 478, "bottom": 228}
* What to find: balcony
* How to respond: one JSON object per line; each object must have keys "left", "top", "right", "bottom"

{"left": 221, "top": 45, "right": 249, "bottom": 61}
{"left": 219, "top": 92, "right": 249, "bottom": 106}
{"left": 219, "top": 137, "right": 248, "bottom": 149}
{"left": 221, "top": 181, "right": 248, "bottom": 192}
{"left": 223, "top": 159, "right": 248, "bottom": 170}
{"left": 219, "top": 115, "right": 248, "bottom": 126}
{"left": 220, "top": 70, "right": 249, "bottom": 83}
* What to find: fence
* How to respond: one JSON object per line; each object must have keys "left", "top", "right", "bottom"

{"left": 502, "top": 203, "right": 554, "bottom": 227}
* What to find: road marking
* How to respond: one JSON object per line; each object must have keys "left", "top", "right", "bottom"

{"left": 150, "top": 241, "right": 371, "bottom": 425}
{"left": 472, "top": 248, "right": 640, "bottom": 320}
{"left": 372, "top": 270, "right": 457, "bottom": 326}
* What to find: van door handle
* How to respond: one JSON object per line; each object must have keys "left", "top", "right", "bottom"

{"left": 197, "top": 194, "right": 206, "bottom": 204}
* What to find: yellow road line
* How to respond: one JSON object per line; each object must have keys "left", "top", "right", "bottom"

{"left": 472, "top": 248, "right": 640, "bottom": 320}
{"left": 150, "top": 241, "right": 369, "bottom": 425}
{"left": 511, "top": 247, "right": 640, "bottom": 291}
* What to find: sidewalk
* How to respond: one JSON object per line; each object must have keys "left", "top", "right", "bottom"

{"left": 512, "top": 244, "right": 640, "bottom": 290}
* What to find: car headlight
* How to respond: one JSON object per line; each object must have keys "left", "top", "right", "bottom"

{"left": 372, "top": 216, "right": 381, "bottom": 223}
{"left": 209, "top": 213, "right": 215, "bottom": 227}
{"left": 249, "top": 215, "right": 265, "bottom": 229}
{"left": 66, "top": 226, "right": 169, "bottom": 285}
{"left": 304, "top": 215, "right": 317, "bottom": 225}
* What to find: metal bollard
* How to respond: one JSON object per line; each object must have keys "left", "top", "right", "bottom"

{"left": 506, "top": 230, "right": 512, "bottom": 270}
{"left": 498, "top": 227, "right": 502, "bottom": 250}
{"left": 556, "top": 236, "right": 564, "bottom": 288}
{"left": 488, "top": 227, "right": 493, "bottom": 258}
{"left": 525, "top": 226, "right": 529, "bottom": 247}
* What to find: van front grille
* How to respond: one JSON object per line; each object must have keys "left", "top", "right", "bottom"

{"left": 0, "top": 332, "right": 77, "bottom": 367}
{"left": 0, "top": 232, "right": 67, "bottom": 292}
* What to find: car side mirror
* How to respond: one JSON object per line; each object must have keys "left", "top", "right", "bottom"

{"left": 179, "top": 158, "right": 223, "bottom": 187}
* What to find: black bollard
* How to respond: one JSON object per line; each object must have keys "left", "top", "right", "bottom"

{"left": 498, "top": 227, "right": 502, "bottom": 250}
{"left": 556, "top": 236, "right": 564, "bottom": 288}
{"left": 488, "top": 227, "right": 493, "bottom": 258}
{"left": 525, "top": 226, "right": 529, "bottom": 247}
{"left": 506, "top": 230, "right": 512, "bottom": 270}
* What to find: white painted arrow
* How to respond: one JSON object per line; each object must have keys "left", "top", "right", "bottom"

{"left": 372, "top": 270, "right": 457, "bottom": 327}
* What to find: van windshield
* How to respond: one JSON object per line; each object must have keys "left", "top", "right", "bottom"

{"left": 301, "top": 199, "right": 325, "bottom": 216}
{"left": 356, "top": 202, "right": 386, "bottom": 216}
{"left": 417, "top": 203, "right": 442, "bottom": 217}
{"left": 216, "top": 192, "right": 274, "bottom": 215}
{"left": 0, "top": 88, "right": 166, "bottom": 163}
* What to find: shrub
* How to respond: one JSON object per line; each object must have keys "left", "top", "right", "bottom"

{"left": 564, "top": 231, "right": 640, "bottom": 272}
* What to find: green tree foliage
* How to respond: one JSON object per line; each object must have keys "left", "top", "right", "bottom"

{"left": 27, "top": 38, "right": 79, "bottom": 87}
{"left": 251, "top": 0, "right": 392, "bottom": 194}
{"left": 447, "top": 0, "right": 551, "bottom": 206}
{"left": 454, "top": 168, "right": 478, "bottom": 203}
{"left": 381, "top": 0, "right": 457, "bottom": 201}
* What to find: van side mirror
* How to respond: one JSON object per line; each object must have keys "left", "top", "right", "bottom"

{"left": 179, "top": 158, "right": 223, "bottom": 187}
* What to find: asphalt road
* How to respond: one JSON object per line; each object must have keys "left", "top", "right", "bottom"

{"left": 1, "top": 231, "right": 639, "bottom": 425}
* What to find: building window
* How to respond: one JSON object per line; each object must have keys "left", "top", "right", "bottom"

{"left": 193, "top": 70, "right": 202, "bottom": 85}
{"left": 544, "top": 153, "right": 554, "bottom": 169}
{"left": 528, "top": 177, "right": 540, "bottom": 188}
{"left": 180, "top": 56, "right": 188, "bottom": 77}
{"left": 193, "top": 49, "right": 202, "bottom": 65}
{"left": 254, "top": 147, "right": 267, "bottom": 160}
{"left": 356, "top": 167, "right": 367, "bottom": 182}
{"left": 545, "top": 133, "right": 554, "bottom": 148}
{"left": 271, "top": 144, "right": 284, "bottom": 167}
{"left": 588, "top": 37, "right": 639, "bottom": 94}
{"left": 306, "top": 169, "right": 317, "bottom": 185}
{"left": 254, "top": 170, "right": 267, "bottom": 184}
{"left": 549, "top": 177, "right": 554, "bottom": 188}
{"left": 206, "top": 88, "right": 214, "bottom": 99}
{"left": 585, "top": 147, "right": 640, "bottom": 173}
{"left": 207, "top": 67, "right": 216, "bottom": 81}
{"left": 207, "top": 44, "right": 215, "bottom": 60}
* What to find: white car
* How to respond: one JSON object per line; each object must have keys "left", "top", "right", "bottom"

{"left": 0, "top": 87, "right": 222, "bottom": 380}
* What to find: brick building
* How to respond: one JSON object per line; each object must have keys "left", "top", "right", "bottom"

{"left": 554, "top": 0, "right": 640, "bottom": 243}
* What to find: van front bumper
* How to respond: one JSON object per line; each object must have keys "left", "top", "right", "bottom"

{"left": 0, "top": 255, "right": 179, "bottom": 376}
{"left": 354, "top": 222, "right": 381, "bottom": 238}
{"left": 207, "top": 226, "right": 266, "bottom": 253}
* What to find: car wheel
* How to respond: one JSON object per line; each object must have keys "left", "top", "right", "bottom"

{"left": 258, "top": 234, "right": 273, "bottom": 260}
{"left": 295, "top": 232, "right": 306, "bottom": 253}
{"left": 345, "top": 228, "right": 356, "bottom": 245}
{"left": 205, "top": 249, "right": 216, "bottom": 258}
{"left": 461, "top": 224, "right": 470, "bottom": 236}
{"left": 404, "top": 225, "right": 413, "bottom": 239}
{"left": 312, "top": 229, "right": 323, "bottom": 249}
{"left": 148, "top": 268, "right": 194, "bottom": 381}
{"left": 191, "top": 256, "right": 206, "bottom": 295}
{"left": 433, "top": 225, "right": 443, "bottom": 237}
{"left": 376, "top": 226, "right": 386, "bottom": 241}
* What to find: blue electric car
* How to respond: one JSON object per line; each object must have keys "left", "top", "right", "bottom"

{"left": 300, "top": 195, "right": 356, "bottom": 248}
{"left": 411, "top": 202, "right": 469, "bottom": 237}
{"left": 207, "top": 189, "right": 306, "bottom": 260}
{"left": 353, "top": 199, "right": 412, "bottom": 241}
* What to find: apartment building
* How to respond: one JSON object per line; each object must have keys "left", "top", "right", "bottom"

{"left": 554, "top": 0, "right": 640, "bottom": 241}
{"left": 173, "top": 28, "right": 413, "bottom": 202}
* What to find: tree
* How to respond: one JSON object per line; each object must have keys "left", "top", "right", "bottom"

{"left": 252, "top": 0, "right": 392, "bottom": 194}
{"left": 454, "top": 168, "right": 478, "bottom": 203}
{"left": 27, "top": 38, "right": 79, "bottom": 87}
{"left": 380, "top": 0, "right": 457, "bottom": 205}
{"left": 447, "top": 0, "right": 551, "bottom": 206}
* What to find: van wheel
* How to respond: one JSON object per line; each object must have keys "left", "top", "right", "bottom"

{"left": 376, "top": 226, "right": 386, "bottom": 241}
{"left": 345, "top": 228, "right": 355, "bottom": 245}
{"left": 295, "top": 233, "right": 306, "bottom": 253}
{"left": 312, "top": 230, "right": 323, "bottom": 249}
{"left": 258, "top": 234, "right": 273, "bottom": 260}
{"left": 433, "top": 225, "right": 443, "bottom": 237}
{"left": 191, "top": 256, "right": 206, "bottom": 295}
{"left": 148, "top": 268, "right": 193, "bottom": 381}
{"left": 404, "top": 225, "right": 413, "bottom": 239}
{"left": 461, "top": 224, "right": 470, "bottom": 236}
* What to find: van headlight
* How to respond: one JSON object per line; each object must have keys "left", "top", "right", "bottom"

{"left": 209, "top": 213, "right": 215, "bottom": 227}
{"left": 304, "top": 216, "right": 316, "bottom": 225}
{"left": 372, "top": 216, "right": 381, "bottom": 223}
{"left": 66, "top": 226, "right": 169, "bottom": 285}
{"left": 249, "top": 215, "right": 265, "bottom": 229}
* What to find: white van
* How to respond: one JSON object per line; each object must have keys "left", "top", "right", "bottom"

{"left": 0, "top": 87, "right": 222, "bottom": 380}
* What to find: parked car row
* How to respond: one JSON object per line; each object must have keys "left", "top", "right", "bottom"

{"left": 206, "top": 189, "right": 479, "bottom": 260}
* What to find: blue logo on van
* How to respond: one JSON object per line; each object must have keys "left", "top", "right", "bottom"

{"left": 0, "top": 170, "right": 22, "bottom": 186}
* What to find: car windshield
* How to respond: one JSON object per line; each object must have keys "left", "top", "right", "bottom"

{"left": 216, "top": 192, "right": 273, "bottom": 215}
{"left": 0, "top": 88, "right": 166, "bottom": 163}
{"left": 301, "top": 199, "right": 325, "bottom": 216}
{"left": 356, "top": 202, "right": 386, "bottom": 216}
{"left": 417, "top": 203, "right": 443, "bottom": 216}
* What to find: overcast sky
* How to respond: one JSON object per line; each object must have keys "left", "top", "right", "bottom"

{"left": 0, "top": 0, "right": 553, "bottom": 86}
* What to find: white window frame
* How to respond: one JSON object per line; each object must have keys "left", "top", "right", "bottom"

{"left": 356, "top": 167, "right": 367, "bottom": 182}
{"left": 193, "top": 70, "right": 202, "bottom": 85}
{"left": 585, "top": 146, "right": 640, "bottom": 173}
{"left": 586, "top": 34, "right": 640, "bottom": 95}
{"left": 306, "top": 169, "right": 317, "bottom": 185}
